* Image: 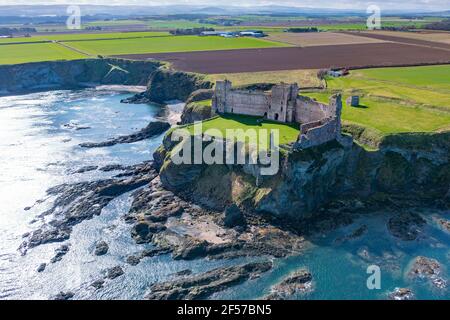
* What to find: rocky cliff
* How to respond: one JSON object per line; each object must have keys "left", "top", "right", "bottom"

{"left": 0, "top": 58, "right": 161, "bottom": 96}
{"left": 154, "top": 130, "right": 450, "bottom": 221}
{"left": 141, "top": 68, "right": 213, "bottom": 104}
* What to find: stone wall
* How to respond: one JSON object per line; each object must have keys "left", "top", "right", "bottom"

{"left": 295, "top": 94, "right": 345, "bottom": 150}
{"left": 212, "top": 80, "right": 298, "bottom": 122}
{"left": 295, "top": 95, "right": 328, "bottom": 124}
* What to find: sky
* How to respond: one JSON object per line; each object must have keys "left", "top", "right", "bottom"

{"left": 0, "top": 0, "right": 449, "bottom": 11}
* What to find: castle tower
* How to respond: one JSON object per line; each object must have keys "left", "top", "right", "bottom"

{"left": 269, "top": 83, "right": 298, "bottom": 122}
{"left": 212, "top": 80, "right": 232, "bottom": 115}
{"left": 329, "top": 93, "right": 342, "bottom": 134}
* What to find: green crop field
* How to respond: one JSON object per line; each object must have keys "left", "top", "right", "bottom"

{"left": 0, "top": 43, "right": 86, "bottom": 65}
{"left": 66, "top": 35, "right": 290, "bottom": 56}
{"left": 303, "top": 65, "right": 450, "bottom": 136}
{"left": 0, "top": 31, "right": 170, "bottom": 44}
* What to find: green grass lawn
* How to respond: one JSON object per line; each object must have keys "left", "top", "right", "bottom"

{"left": 67, "top": 35, "right": 290, "bottom": 56}
{"left": 185, "top": 114, "right": 300, "bottom": 149}
{"left": 303, "top": 65, "right": 450, "bottom": 135}
{"left": 0, "top": 43, "right": 86, "bottom": 65}
{"left": 0, "top": 31, "right": 170, "bottom": 44}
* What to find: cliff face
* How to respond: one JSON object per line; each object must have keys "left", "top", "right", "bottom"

{"left": 154, "top": 131, "right": 450, "bottom": 221}
{"left": 0, "top": 58, "right": 161, "bottom": 96}
{"left": 143, "top": 69, "right": 213, "bottom": 104}
{"left": 180, "top": 101, "right": 212, "bottom": 124}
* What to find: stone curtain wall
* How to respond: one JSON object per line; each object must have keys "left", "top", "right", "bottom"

{"left": 297, "top": 119, "right": 339, "bottom": 149}
{"left": 295, "top": 94, "right": 345, "bottom": 149}
{"left": 226, "top": 91, "right": 270, "bottom": 116}
{"left": 295, "top": 95, "right": 328, "bottom": 124}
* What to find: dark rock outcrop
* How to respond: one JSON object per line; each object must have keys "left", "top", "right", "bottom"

{"left": 20, "top": 162, "right": 158, "bottom": 253}
{"left": 37, "top": 263, "right": 46, "bottom": 273}
{"left": 388, "top": 212, "right": 426, "bottom": 241}
{"left": 437, "top": 218, "right": 450, "bottom": 232}
{"left": 50, "top": 244, "right": 70, "bottom": 263}
{"left": 106, "top": 266, "right": 124, "bottom": 279}
{"left": 94, "top": 241, "right": 109, "bottom": 256}
{"left": 52, "top": 291, "right": 74, "bottom": 300}
{"left": 223, "top": 205, "right": 246, "bottom": 228}
{"left": 408, "top": 256, "right": 447, "bottom": 289}
{"left": 388, "top": 288, "right": 415, "bottom": 300}
{"left": 146, "top": 261, "right": 272, "bottom": 300}
{"left": 79, "top": 121, "right": 170, "bottom": 148}
{"left": 265, "top": 269, "right": 313, "bottom": 299}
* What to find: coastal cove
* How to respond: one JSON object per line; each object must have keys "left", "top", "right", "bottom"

{"left": 0, "top": 87, "right": 448, "bottom": 300}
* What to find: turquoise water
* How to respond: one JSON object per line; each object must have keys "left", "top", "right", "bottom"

{"left": 0, "top": 89, "right": 448, "bottom": 300}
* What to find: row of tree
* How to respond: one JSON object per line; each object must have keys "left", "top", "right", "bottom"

{"left": 0, "top": 27, "right": 37, "bottom": 36}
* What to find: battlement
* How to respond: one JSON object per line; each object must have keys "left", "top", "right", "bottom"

{"left": 211, "top": 80, "right": 350, "bottom": 149}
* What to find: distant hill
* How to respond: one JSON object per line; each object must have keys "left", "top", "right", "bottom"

{"left": 0, "top": 5, "right": 448, "bottom": 18}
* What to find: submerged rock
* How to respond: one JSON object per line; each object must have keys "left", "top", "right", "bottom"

{"left": 36, "top": 263, "right": 46, "bottom": 273}
{"left": 79, "top": 121, "right": 170, "bottom": 148}
{"left": 146, "top": 261, "right": 272, "bottom": 300}
{"left": 106, "top": 266, "right": 124, "bottom": 279}
{"left": 388, "top": 212, "right": 426, "bottom": 241}
{"left": 437, "top": 218, "right": 450, "bottom": 233}
{"left": 91, "top": 280, "right": 105, "bottom": 290}
{"left": 94, "top": 241, "right": 109, "bottom": 256}
{"left": 50, "top": 244, "right": 70, "bottom": 263}
{"left": 72, "top": 165, "right": 98, "bottom": 174}
{"left": 53, "top": 291, "right": 74, "bottom": 300}
{"left": 335, "top": 225, "right": 368, "bottom": 244}
{"left": 388, "top": 288, "right": 415, "bottom": 300}
{"left": 408, "top": 256, "right": 447, "bottom": 289}
{"left": 265, "top": 269, "right": 313, "bottom": 300}
{"left": 99, "top": 164, "right": 125, "bottom": 172}
{"left": 172, "top": 269, "right": 192, "bottom": 277}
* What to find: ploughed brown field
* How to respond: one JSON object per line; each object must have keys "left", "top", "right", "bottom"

{"left": 113, "top": 42, "right": 450, "bottom": 74}
{"left": 344, "top": 31, "right": 450, "bottom": 51}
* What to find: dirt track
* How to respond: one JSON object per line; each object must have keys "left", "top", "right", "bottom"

{"left": 113, "top": 42, "right": 450, "bottom": 74}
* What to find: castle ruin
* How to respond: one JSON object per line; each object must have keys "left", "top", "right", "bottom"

{"left": 211, "top": 80, "right": 350, "bottom": 149}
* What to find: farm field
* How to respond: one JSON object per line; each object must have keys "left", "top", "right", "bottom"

{"left": 0, "top": 42, "right": 86, "bottom": 64}
{"left": 133, "top": 43, "right": 450, "bottom": 74}
{"left": 368, "top": 30, "right": 450, "bottom": 45}
{"left": 303, "top": 65, "right": 450, "bottom": 136}
{"left": 206, "top": 69, "right": 323, "bottom": 88}
{"left": 67, "top": 35, "right": 289, "bottom": 56}
{"left": 266, "top": 32, "right": 386, "bottom": 47}
{"left": 0, "top": 31, "right": 171, "bottom": 44}
{"left": 346, "top": 31, "right": 450, "bottom": 50}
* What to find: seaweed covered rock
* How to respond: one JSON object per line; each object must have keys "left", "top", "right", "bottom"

{"left": 146, "top": 261, "right": 272, "bottom": 300}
